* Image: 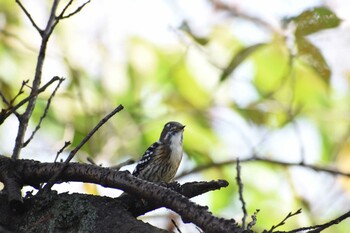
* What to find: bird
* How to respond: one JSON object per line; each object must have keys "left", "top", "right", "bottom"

{"left": 132, "top": 121, "right": 185, "bottom": 183}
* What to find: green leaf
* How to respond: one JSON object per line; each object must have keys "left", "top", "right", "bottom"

{"left": 173, "top": 65, "right": 210, "bottom": 109}
{"left": 291, "top": 7, "right": 341, "bottom": 36}
{"left": 253, "top": 40, "right": 289, "bottom": 94}
{"left": 220, "top": 43, "right": 265, "bottom": 82}
{"left": 293, "top": 60, "right": 330, "bottom": 108}
{"left": 296, "top": 37, "right": 331, "bottom": 84}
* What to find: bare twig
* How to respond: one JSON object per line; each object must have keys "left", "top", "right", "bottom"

{"left": 10, "top": 80, "right": 29, "bottom": 105}
{"left": 43, "top": 0, "right": 60, "bottom": 38}
{"left": 0, "top": 80, "right": 28, "bottom": 120}
{"left": 23, "top": 78, "right": 65, "bottom": 147}
{"left": 177, "top": 156, "right": 350, "bottom": 179}
{"left": 12, "top": 0, "right": 91, "bottom": 160}
{"left": 0, "top": 76, "right": 60, "bottom": 124}
{"left": 60, "top": 0, "right": 91, "bottom": 19}
{"left": 0, "top": 91, "right": 20, "bottom": 119}
{"left": 12, "top": 0, "right": 61, "bottom": 160}
{"left": 54, "top": 141, "right": 71, "bottom": 163}
{"left": 47, "top": 0, "right": 91, "bottom": 38}
{"left": 58, "top": 0, "right": 75, "bottom": 17}
{"left": 280, "top": 210, "right": 350, "bottom": 233}
{"left": 235, "top": 159, "right": 247, "bottom": 229}
{"left": 267, "top": 209, "right": 302, "bottom": 232}
{"left": 42, "top": 104, "right": 124, "bottom": 192}
{"left": 15, "top": 0, "right": 43, "bottom": 35}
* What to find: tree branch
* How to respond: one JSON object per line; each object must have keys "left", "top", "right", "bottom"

{"left": 59, "top": 0, "right": 91, "bottom": 19}
{"left": 42, "top": 104, "right": 124, "bottom": 192}
{"left": 23, "top": 77, "right": 65, "bottom": 147}
{"left": 0, "top": 76, "right": 61, "bottom": 124}
{"left": 177, "top": 156, "right": 350, "bottom": 179}
{"left": 0, "top": 155, "right": 242, "bottom": 233}
{"left": 15, "top": 0, "right": 43, "bottom": 35}
{"left": 276, "top": 210, "right": 350, "bottom": 233}
{"left": 266, "top": 209, "right": 302, "bottom": 232}
{"left": 12, "top": 0, "right": 61, "bottom": 160}
{"left": 236, "top": 159, "right": 247, "bottom": 229}
{"left": 12, "top": 0, "right": 91, "bottom": 160}
{"left": 121, "top": 180, "right": 230, "bottom": 217}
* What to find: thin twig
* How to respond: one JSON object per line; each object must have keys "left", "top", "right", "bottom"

{"left": 10, "top": 80, "right": 29, "bottom": 105}
{"left": 58, "top": 0, "right": 75, "bottom": 18}
{"left": 1, "top": 76, "right": 60, "bottom": 124}
{"left": 0, "top": 93, "right": 21, "bottom": 120}
{"left": 0, "top": 80, "right": 28, "bottom": 120}
{"left": 15, "top": 0, "right": 43, "bottom": 35}
{"left": 42, "top": 104, "right": 124, "bottom": 192}
{"left": 48, "top": 0, "right": 91, "bottom": 38}
{"left": 60, "top": 0, "right": 91, "bottom": 19}
{"left": 280, "top": 210, "right": 350, "bottom": 233}
{"left": 23, "top": 78, "right": 65, "bottom": 147}
{"left": 267, "top": 209, "right": 302, "bottom": 232}
{"left": 54, "top": 141, "right": 71, "bottom": 163}
{"left": 177, "top": 156, "right": 350, "bottom": 179}
{"left": 235, "top": 159, "right": 247, "bottom": 229}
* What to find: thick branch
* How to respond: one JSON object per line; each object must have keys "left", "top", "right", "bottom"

{"left": 0, "top": 156, "right": 241, "bottom": 233}
{"left": 121, "top": 180, "right": 229, "bottom": 217}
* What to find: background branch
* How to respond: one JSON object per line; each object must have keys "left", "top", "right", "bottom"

{"left": 23, "top": 77, "right": 65, "bottom": 147}
{"left": 15, "top": 0, "right": 43, "bottom": 34}
{"left": 177, "top": 156, "right": 350, "bottom": 179}
{"left": 42, "top": 104, "right": 124, "bottom": 192}
{"left": 235, "top": 159, "right": 247, "bottom": 229}
{"left": 0, "top": 76, "right": 61, "bottom": 124}
{"left": 12, "top": 0, "right": 90, "bottom": 160}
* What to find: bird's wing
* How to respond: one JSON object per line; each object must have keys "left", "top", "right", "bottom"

{"left": 132, "top": 141, "right": 161, "bottom": 177}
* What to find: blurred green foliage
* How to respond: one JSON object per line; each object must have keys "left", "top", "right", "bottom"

{"left": 1, "top": 2, "right": 350, "bottom": 232}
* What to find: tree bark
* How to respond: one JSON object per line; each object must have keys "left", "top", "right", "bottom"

{"left": 0, "top": 191, "right": 167, "bottom": 233}
{"left": 0, "top": 155, "right": 243, "bottom": 233}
